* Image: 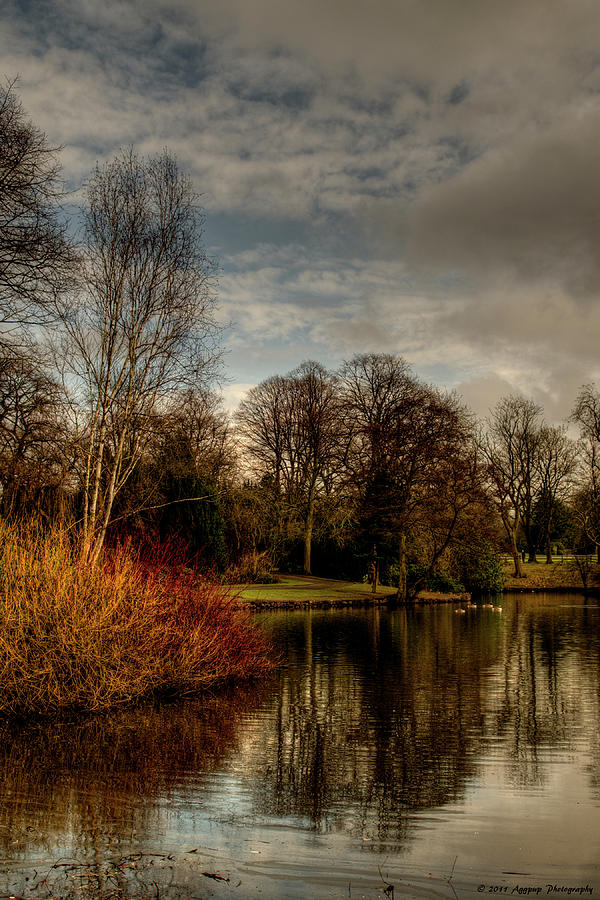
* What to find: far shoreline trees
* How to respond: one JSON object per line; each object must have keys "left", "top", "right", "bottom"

{"left": 236, "top": 361, "right": 339, "bottom": 576}
{"left": 338, "top": 354, "right": 480, "bottom": 601}
{"left": 572, "top": 385, "right": 600, "bottom": 556}
{"left": 481, "top": 397, "right": 579, "bottom": 577}
{"left": 237, "top": 354, "right": 484, "bottom": 600}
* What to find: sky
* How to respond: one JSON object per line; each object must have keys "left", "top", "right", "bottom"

{"left": 3, "top": 0, "right": 600, "bottom": 421}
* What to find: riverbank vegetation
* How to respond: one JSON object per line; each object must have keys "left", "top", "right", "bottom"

{"left": 2, "top": 75, "right": 600, "bottom": 687}
{"left": 0, "top": 521, "right": 272, "bottom": 717}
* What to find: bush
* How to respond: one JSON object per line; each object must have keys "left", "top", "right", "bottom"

{"left": 455, "top": 541, "right": 505, "bottom": 594}
{"left": 385, "top": 560, "right": 465, "bottom": 593}
{"left": 224, "top": 550, "right": 279, "bottom": 584}
{"left": 0, "top": 522, "right": 273, "bottom": 717}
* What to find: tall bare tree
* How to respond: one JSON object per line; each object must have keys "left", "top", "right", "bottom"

{"left": 236, "top": 361, "right": 339, "bottom": 574}
{"left": 290, "top": 361, "right": 339, "bottom": 574}
{"left": 534, "top": 425, "right": 578, "bottom": 563}
{"left": 235, "top": 373, "right": 292, "bottom": 556}
{"left": 0, "top": 80, "right": 74, "bottom": 337}
{"left": 339, "top": 354, "right": 477, "bottom": 601}
{"left": 481, "top": 396, "right": 543, "bottom": 577}
{"left": 59, "top": 148, "right": 220, "bottom": 562}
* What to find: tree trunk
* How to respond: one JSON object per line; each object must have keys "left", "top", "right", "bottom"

{"left": 371, "top": 556, "right": 379, "bottom": 594}
{"left": 525, "top": 525, "right": 536, "bottom": 562}
{"left": 303, "top": 485, "right": 315, "bottom": 575}
{"left": 84, "top": 418, "right": 107, "bottom": 556}
{"left": 396, "top": 531, "right": 408, "bottom": 602}
{"left": 510, "top": 528, "right": 524, "bottom": 577}
{"left": 545, "top": 523, "right": 553, "bottom": 564}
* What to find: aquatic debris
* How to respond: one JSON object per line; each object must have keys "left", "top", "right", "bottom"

{"left": 202, "top": 871, "right": 230, "bottom": 882}
{"left": 378, "top": 865, "right": 395, "bottom": 899}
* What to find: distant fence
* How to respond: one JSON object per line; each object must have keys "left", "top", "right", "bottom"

{"left": 500, "top": 552, "right": 599, "bottom": 565}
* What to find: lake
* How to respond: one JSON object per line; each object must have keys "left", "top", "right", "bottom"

{"left": 1, "top": 592, "right": 599, "bottom": 899}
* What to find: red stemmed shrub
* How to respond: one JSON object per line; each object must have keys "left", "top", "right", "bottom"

{"left": 0, "top": 521, "right": 273, "bottom": 717}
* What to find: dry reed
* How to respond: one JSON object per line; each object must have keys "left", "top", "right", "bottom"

{"left": 0, "top": 520, "right": 273, "bottom": 717}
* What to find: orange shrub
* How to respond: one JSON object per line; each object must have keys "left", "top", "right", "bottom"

{"left": 0, "top": 521, "right": 273, "bottom": 717}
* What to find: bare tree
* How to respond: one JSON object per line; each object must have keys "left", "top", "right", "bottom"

{"left": 235, "top": 373, "right": 292, "bottom": 556}
{"left": 236, "top": 361, "right": 339, "bottom": 574}
{"left": 339, "top": 354, "right": 477, "bottom": 601}
{"left": 106, "top": 387, "right": 235, "bottom": 531}
{"left": 0, "top": 348, "right": 70, "bottom": 519}
{"left": 163, "top": 388, "right": 236, "bottom": 485}
{"left": 223, "top": 481, "right": 279, "bottom": 578}
{"left": 571, "top": 384, "right": 600, "bottom": 552}
{"left": 534, "top": 425, "right": 578, "bottom": 563}
{"left": 481, "top": 396, "right": 543, "bottom": 577}
{"left": 289, "top": 361, "right": 339, "bottom": 574}
{"left": 59, "top": 148, "right": 220, "bottom": 562}
{"left": 0, "top": 80, "right": 74, "bottom": 337}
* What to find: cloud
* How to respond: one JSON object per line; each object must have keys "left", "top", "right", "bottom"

{"left": 217, "top": 244, "right": 463, "bottom": 380}
{"left": 220, "top": 382, "right": 255, "bottom": 412}
{"left": 4, "top": 0, "right": 600, "bottom": 423}
{"left": 455, "top": 374, "right": 521, "bottom": 421}
{"left": 217, "top": 238, "right": 600, "bottom": 421}
{"left": 180, "top": 0, "right": 600, "bottom": 88}
{"left": 407, "top": 110, "right": 600, "bottom": 298}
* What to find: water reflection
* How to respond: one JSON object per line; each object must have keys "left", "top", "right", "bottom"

{"left": 252, "top": 607, "right": 505, "bottom": 847}
{"left": 0, "top": 682, "right": 269, "bottom": 859}
{"left": 480, "top": 597, "right": 600, "bottom": 790}
{"left": 1, "top": 596, "right": 600, "bottom": 898}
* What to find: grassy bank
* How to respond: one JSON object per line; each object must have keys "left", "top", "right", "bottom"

{"left": 237, "top": 562, "right": 598, "bottom": 608}
{"left": 236, "top": 574, "right": 468, "bottom": 607}
{"left": 502, "top": 555, "right": 599, "bottom": 592}
{"left": 0, "top": 522, "right": 273, "bottom": 718}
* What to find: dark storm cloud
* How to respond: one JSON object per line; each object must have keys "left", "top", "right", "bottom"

{"left": 408, "top": 113, "right": 600, "bottom": 298}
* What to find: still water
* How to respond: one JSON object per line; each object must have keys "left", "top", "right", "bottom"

{"left": 1, "top": 594, "right": 600, "bottom": 899}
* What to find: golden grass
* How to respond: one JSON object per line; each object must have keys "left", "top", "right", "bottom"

{"left": 501, "top": 556, "right": 598, "bottom": 591}
{"left": 0, "top": 521, "right": 273, "bottom": 717}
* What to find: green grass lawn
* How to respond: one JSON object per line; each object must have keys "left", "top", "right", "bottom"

{"left": 234, "top": 574, "right": 390, "bottom": 606}
{"left": 233, "top": 574, "right": 470, "bottom": 606}
{"left": 236, "top": 558, "right": 600, "bottom": 605}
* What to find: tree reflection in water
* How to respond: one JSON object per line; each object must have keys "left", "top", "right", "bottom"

{"left": 252, "top": 607, "right": 503, "bottom": 848}
{"left": 253, "top": 601, "right": 600, "bottom": 849}
{"left": 0, "top": 681, "right": 269, "bottom": 859}
{"left": 1, "top": 597, "right": 600, "bottom": 897}
{"left": 483, "top": 596, "right": 600, "bottom": 790}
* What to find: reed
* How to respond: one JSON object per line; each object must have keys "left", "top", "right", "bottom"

{"left": 0, "top": 520, "right": 273, "bottom": 717}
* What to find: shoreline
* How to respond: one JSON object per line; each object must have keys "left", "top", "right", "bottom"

{"left": 236, "top": 567, "right": 597, "bottom": 610}
{"left": 236, "top": 574, "right": 470, "bottom": 609}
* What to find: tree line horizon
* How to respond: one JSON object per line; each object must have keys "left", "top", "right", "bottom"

{"left": 2, "top": 79, "right": 600, "bottom": 600}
